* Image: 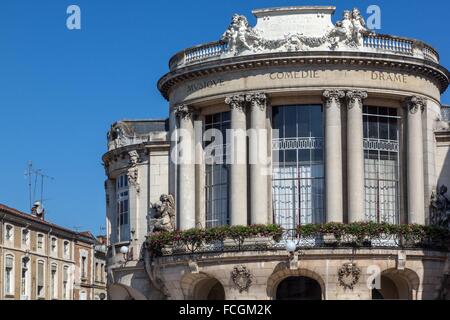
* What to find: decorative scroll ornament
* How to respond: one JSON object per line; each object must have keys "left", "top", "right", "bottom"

{"left": 245, "top": 92, "right": 267, "bottom": 111}
{"left": 127, "top": 151, "right": 140, "bottom": 194}
{"left": 323, "top": 90, "right": 346, "bottom": 108}
{"left": 405, "top": 96, "right": 427, "bottom": 114}
{"left": 221, "top": 8, "right": 372, "bottom": 56}
{"left": 231, "top": 265, "right": 253, "bottom": 293}
{"left": 225, "top": 95, "right": 246, "bottom": 112}
{"left": 175, "top": 104, "right": 196, "bottom": 120}
{"left": 338, "top": 262, "right": 361, "bottom": 290}
{"left": 346, "top": 90, "right": 368, "bottom": 109}
{"left": 149, "top": 194, "right": 176, "bottom": 233}
{"left": 107, "top": 121, "right": 133, "bottom": 151}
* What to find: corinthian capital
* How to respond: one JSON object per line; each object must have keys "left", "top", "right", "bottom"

{"left": 225, "top": 95, "right": 246, "bottom": 112}
{"left": 346, "top": 90, "right": 368, "bottom": 109}
{"left": 405, "top": 96, "right": 426, "bottom": 114}
{"left": 175, "top": 104, "right": 196, "bottom": 120}
{"left": 245, "top": 92, "right": 267, "bottom": 111}
{"left": 323, "top": 89, "right": 346, "bottom": 108}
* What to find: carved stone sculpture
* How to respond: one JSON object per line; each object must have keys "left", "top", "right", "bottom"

{"left": 220, "top": 8, "right": 373, "bottom": 56}
{"left": 338, "top": 262, "right": 361, "bottom": 290}
{"left": 231, "top": 265, "right": 253, "bottom": 293}
{"left": 431, "top": 185, "right": 450, "bottom": 229}
{"left": 127, "top": 151, "right": 140, "bottom": 194}
{"left": 149, "top": 194, "right": 176, "bottom": 233}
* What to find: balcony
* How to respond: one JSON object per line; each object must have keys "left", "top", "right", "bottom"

{"left": 147, "top": 223, "right": 450, "bottom": 257}
{"left": 168, "top": 33, "right": 439, "bottom": 72}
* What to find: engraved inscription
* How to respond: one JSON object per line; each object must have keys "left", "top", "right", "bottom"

{"left": 269, "top": 70, "right": 320, "bottom": 80}
{"left": 371, "top": 71, "right": 407, "bottom": 83}
{"left": 187, "top": 79, "right": 225, "bottom": 94}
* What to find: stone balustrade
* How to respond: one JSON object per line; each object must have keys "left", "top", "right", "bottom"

{"left": 168, "top": 34, "right": 439, "bottom": 71}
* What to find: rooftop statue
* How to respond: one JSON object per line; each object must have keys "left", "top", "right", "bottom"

{"left": 220, "top": 8, "right": 373, "bottom": 56}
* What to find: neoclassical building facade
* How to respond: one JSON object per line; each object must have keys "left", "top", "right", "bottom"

{"left": 107, "top": 6, "right": 450, "bottom": 300}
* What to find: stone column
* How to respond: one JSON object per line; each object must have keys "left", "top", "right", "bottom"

{"left": 175, "top": 104, "right": 196, "bottom": 230}
{"left": 346, "top": 90, "right": 368, "bottom": 223}
{"left": 405, "top": 96, "right": 426, "bottom": 225}
{"left": 323, "top": 90, "right": 345, "bottom": 223}
{"left": 195, "top": 115, "right": 206, "bottom": 228}
{"left": 226, "top": 95, "right": 248, "bottom": 226}
{"left": 247, "top": 93, "right": 269, "bottom": 225}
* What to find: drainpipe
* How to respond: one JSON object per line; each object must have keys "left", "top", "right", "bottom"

{"left": 0, "top": 213, "right": 6, "bottom": 300}
{"left": 46, "top": 228, "right": 52, "bottom": 300}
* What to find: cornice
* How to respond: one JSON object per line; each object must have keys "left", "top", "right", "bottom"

{"left": 158, "top": 51, "right": 450, "bottom": 101}
{"left": 102, "top": 141, "right": 170, "bottom": 164}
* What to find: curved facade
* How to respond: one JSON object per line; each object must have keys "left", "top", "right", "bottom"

{"left": 107, "top": 6, "right": 450, "bottom": 300}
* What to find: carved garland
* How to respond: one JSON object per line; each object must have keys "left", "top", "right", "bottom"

{"left": 231, "top": 265, "right": 253, "bottom": 293}
{"left": 338, "top": 262, "right": 361, "bottom": 290}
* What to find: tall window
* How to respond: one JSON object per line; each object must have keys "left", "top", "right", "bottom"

{"left": 51, "top": 237, "right": 57, "bottom": 254}
{"left": 63, "top": 241, "right": 70, "bottom": 257}
{"left": 116, "top": 175, "right": 130, "bottom": 242}
{"left": 21, "top": 229, "right": 29, "bottom": 247}
{"left": 5, "top": 225, "right": 13, "bottom": 242}
{"left": 37, "top": 234, "right": 44, "bottom": 250}
{"left": 272, "top": 105, "right": 325, "bottom": 229}
{"left": 4, "top": 255, "right": 14, "bottom": 295}
{"left": 37, "top": 261, "right": 45, "bottom": 297}
{"left": 204, "top": 112, "right": 231, "bottom": 228}
{"left": 81, "top": 256, "right": 87, "bottom": 279}
{"left": 21, "top": 257, "right": 30, "bottom": 299}
{"left": 51, "top": 264, "right": 57, "bottom": 299}
{"left": 363, "top": 106, "right": 400, "bottom": 224}
{"left": 63, "top": 266, "right": 69, "bottom": 299}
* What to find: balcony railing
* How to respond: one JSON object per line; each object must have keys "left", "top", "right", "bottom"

{"left": 169, "top": 34, "right": 439, "bottom": 70}
{"left": 147, "top": 223, "right": 450, "bottom": 257}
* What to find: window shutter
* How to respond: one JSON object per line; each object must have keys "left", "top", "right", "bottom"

{"left": 38, "top": 263, "right": 44, "bottom": 286}
{"left": 64, "top": 268, "right": 69, "bottom": 282}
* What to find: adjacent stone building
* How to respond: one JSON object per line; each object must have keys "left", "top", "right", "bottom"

{"left": 105, "top": 6, "right": 450, "bottom": 300}
{"left": 0, "top": 204, "right": 105, "bottom": 300}
{"left": 103, "top": 120, "right": 170, "bottom": 298}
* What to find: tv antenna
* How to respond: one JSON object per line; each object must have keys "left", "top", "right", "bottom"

{"left": 25, "top": 161, "right": 55, "bottom": 212}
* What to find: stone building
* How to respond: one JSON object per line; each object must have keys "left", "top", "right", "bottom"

{"left": 0, "top": 204, "right": 104, "bottom": 300}
{"left": 106, "top": 6, "right": 450, "bottom": 300}
{"left": 103, "top": 120, "right": 170, "bottom": 298}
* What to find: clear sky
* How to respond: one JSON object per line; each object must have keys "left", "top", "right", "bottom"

{"left": 1, "top": 0, "right": 449, "bottom": 234}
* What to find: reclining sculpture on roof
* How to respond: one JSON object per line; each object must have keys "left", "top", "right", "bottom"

{"left": 221, "top": 8, "right": 373, "bottom": 56}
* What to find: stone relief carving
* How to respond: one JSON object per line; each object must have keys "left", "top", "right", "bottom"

{"left": 430, "top": 185, "right": 450, "bottom": 229}
{"left": 346, "top": 90, "right": 368, "bottom": 108}
{"left": 323, "top": 90, "right": 346, "bottom": 108}
{"left": 149, "top": 194, "right": 176, "bottom": 233}
{"left": 107, "top": 122, "right": 132, "bottom": 151}
{"left": 231, "top": 265, "right": 253, "bottom": 293}
{"left": 221, "top": 8, "right": 373, "bottom": 56}
{"left": 127, "top": 150, "right": 140, "bottom": 194}
{"left": 405, "top": 96, "right": 427, "bottom": 114}
{"left": 338, "top": 262, "right": 361, "bottom": 290}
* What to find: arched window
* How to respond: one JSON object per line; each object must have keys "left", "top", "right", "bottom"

{"left": 63, "top": 266, "right": 70, "bottom": 299}
{"left": 4, "top": 254, "right": 14, "bottom": 295}
{"left": 272, "top": 105, "right": 325, "bottom": 229}
{"left": 21, "top": 257, "right": 30, "bottom": 299}
{"left": 51, "top": 263, "right": 58, "bottom": 299}
{"left": 4, "top": 224, "right": 14, "bottom": 242}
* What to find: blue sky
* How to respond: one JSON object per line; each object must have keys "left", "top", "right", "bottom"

{"left": 0, "top": 0, "right": 449, "bottom": 234}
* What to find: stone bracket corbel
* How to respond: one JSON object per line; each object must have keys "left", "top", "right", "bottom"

{"left": 188, "top": 259, "right": 199, "bottom": 274}
{"left": 289, "top": 253, "right": 299, "bottom": 270}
